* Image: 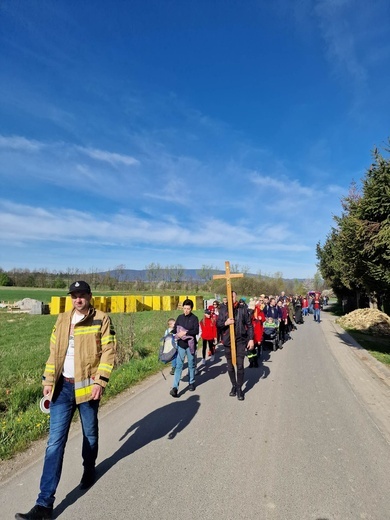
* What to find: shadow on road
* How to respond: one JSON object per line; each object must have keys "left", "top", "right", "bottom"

{"left": 243, "top": 348, "right": 271, "bottom": 394}
{"left": 194, "top": 348, "right": 228, "bottom": 388}
{"left": 53, "top": 395, "right": 200, "bottom": 517}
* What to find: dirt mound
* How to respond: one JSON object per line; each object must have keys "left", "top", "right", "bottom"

{"left": 337, "top": 308, "right": 390, "bottom": 336}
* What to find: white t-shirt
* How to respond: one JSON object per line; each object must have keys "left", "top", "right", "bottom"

{"left": 62, "top": 312, "right": 85, "bottom": 378}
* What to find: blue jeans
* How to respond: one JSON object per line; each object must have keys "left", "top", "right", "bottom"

{"left": 173, "top": 346, "right": 196, "bottom": 389}
{"left": 314, "top": 308, "right": 321, "bottom": 322}
{"left": 37, "top": 378, "right": 99, "bottom": 508}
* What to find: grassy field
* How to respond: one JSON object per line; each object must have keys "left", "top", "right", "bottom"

{"left": 0, "top": 307, "right": 204, "bottom": 460}
{"left": 0, "top": 287, "right": 64, "bottom": 305}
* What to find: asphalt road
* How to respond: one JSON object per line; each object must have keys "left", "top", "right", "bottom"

{"left": 1, "top": 310, "right": 390, "bottom": 520}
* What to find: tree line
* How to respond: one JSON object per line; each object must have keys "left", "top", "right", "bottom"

{"left": 316, "top": 141, "right": 390, "bottom": 314}
{"left": 0, "top": 263, "right": 325, "bottom": 298}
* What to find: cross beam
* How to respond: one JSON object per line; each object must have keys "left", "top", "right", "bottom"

{"left": 213, "top": 261, "right": 243, "bottom": 366}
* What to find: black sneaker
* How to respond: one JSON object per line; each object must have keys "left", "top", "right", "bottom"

{"left": 188, "top": 383, "right": 196, "bottom": 391}
{"left": 79, "top": 467, "right": 96, "bottom": 490}
{"left": 170, "top": 387, "right": 178, "bottom": 398}
{"left": 15, "top": 504, "right": 53, "bottom": 520}
{"left": 169, "top": 367, "right": 175, "bottom": 375}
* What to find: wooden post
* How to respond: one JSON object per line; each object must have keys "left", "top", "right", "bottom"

{"left": 213, "top": 261, "right": 243, "bottom": 366}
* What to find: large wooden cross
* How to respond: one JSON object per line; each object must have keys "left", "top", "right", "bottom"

{"left": 213, "top": 261, "right": 243, "bottom": 366}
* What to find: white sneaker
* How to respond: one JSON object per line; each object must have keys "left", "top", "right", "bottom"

{"left": 200, "top": 359, "right": 206, "bottom": 366}
{"left": 210, "top": 355, "right": 215, "bottom": 362}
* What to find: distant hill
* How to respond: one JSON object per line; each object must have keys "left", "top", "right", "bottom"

{"left": 98, "top": 269, "right": 302, "bottom": 284}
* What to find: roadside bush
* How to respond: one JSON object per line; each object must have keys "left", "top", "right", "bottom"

{"left": 0, "top": 273, "right": 14, "bottom": 286}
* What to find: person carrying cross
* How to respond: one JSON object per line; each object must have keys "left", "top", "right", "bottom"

{"left": 217, "top": 291, "right": 254, "bottom": 401}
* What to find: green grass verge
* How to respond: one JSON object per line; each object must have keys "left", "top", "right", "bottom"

{"left": 342, "top": 329, "right": 390, "bottom": 365}
{"left": 0, "top": 308, "right": 204, "bottom": 460}
{"left": 324, "top": 303, "right": 390, "bottom": 366}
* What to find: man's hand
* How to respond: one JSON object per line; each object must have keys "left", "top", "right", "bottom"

{"left": 247, "top": 340, "right": 255, "bottom": 350}
{"left": 43, "top": 385, "right": 52, "bottom": 397}
{"left": 225, "top": 318, "right": 234, "bottom": 326}
{"left": 91, "top": 384, "right": 103, "bottom": 400}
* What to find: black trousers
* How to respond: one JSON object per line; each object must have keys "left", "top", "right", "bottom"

{"left": 224, "top": 339, "right": 247, "bottom": 388}
{"left": 202, "top": 339, "right": 215, "bottom": 359}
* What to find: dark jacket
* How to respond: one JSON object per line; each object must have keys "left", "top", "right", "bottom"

{"left": 172, "top": 312, "right": 199, "bottom": 349}
{"left": 266, "top": 305, "right": 282, "bottom": 320}
{"left": 217, "top": 301, "right": 253, "bottom": 347}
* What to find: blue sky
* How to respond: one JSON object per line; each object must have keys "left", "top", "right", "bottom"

{"left": 1, "top": 0, "right": 389, "bottom": 279}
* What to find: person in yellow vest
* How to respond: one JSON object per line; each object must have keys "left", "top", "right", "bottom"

{"left": 16, "top": 281, "right": 116, "bottom": 520}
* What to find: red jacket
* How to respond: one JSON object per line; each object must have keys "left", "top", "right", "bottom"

{"left": 252, "top": 305, "right": 266, "bottom": 344}
{"left": 200, "top": 317, "right": 217, "bottom": 341}
{"left": 313, "top": 298, "right": 321, "bottom": 310}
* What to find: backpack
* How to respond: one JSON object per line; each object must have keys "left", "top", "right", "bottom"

{"left": 158, "top": 333, "right": 178, "bottom": 363}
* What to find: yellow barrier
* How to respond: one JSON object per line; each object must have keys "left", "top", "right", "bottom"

{"left": 65, "top": 296, "right": 73, "bottom": 312}
{"left": 125, "top": 295, "right": 137, "bottom": 313}
{"left": 50, "top": 296, "right": 65, "bottom": 314}
{"left": 49, "top": 294, "right": 203, "bottom": 314}
{"left": 162, "top": 295, "right": 179, "bottom": 311}
{"left": 100, "top": 296, "right": 109, "bottom": 312}
{"left": 111, "top": 296, "right": 126, "bottom": 313}
{"left": 179, "top": 295, "right": 203, "bottom": 310}
{"left": 143, "top": 296, "right": 153, "bottom": 311}
{"left": 152, "top": 295, "right": 162, "bottom": 310}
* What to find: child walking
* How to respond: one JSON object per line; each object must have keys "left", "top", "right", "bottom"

{"left": 199, "top": 309, "right": 217, "bottom": 366}
{"left": 164, "top": 318, "right": 177, "bottom": 375}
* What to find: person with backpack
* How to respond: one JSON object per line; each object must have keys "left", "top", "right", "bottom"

{"left": 169, "top": 299, "right": 199, "bottom": 398}
{"left": 164, "top": 318, "right": 177, "bottom": 375}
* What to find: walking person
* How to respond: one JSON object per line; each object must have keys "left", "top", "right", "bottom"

{"left": 313, "top": 293, "right": 322, "bottom": 323}
{"left": 170, "top": 299, "right": 199, "bottom": 397}
{"left": 163, "top": 317, "right": 177, "bottom": 375}
{"left": 199, "top": 309, "right": 217, "bottom": 366}
{"left": 16, "top": 281, "right": 116, "bottom": 520}
{"left": 217, "top": 291, "right": 254, "bottom": 401}
{"left": 277, "top": 299, "right": 288, "bottom": 344}
{"left": 251, "top": 299, "right": 266, "bottom": 366}
{"left": 302, "top": 296, "right": 309, "bottom": 317}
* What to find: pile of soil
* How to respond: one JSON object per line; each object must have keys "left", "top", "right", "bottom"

{"left": 337, "top": 308, "right": 390, "bottom": 336}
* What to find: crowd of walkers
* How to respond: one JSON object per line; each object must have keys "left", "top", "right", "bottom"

{"left": 168, "top": 291, "right": 324, "bottom": 401}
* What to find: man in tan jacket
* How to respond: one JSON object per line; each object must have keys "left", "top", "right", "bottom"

{"left": 16, "top": 281, "right": 116, "bottom": 520}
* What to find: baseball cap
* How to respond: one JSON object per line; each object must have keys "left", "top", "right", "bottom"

{"left": 68, "top": 280, "right": 91, "bottom": 294}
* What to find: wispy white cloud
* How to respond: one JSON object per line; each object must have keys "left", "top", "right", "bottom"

{"left": 250, "top": 172, "right": 314, "bottom": 197}
{"left": 315, "top": 0, "right": 367, "bottom": 84}
{"left": 76, "top": 146, "right": 140, "bottom": 167}
{"left": 0, "top": 134, "right": 43, "bottom": 151}
{"left": 0, "top": 199, "right": 310, "bottom": 254}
